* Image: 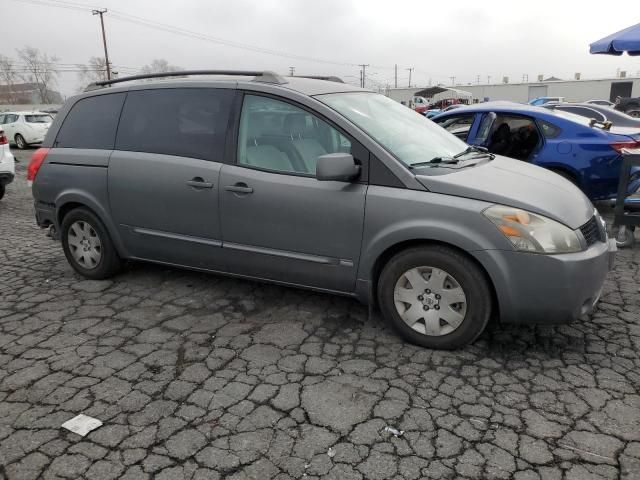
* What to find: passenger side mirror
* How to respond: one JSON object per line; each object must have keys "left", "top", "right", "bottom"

{"left": 316, "top": 153, "right": 360, "bottom": 182}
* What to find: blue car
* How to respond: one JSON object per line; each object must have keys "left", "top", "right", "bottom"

{"left": 432, "top": 102, "right": 640, "bottom": 200}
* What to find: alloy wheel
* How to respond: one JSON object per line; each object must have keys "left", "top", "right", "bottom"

{"left": 67, "top": 220, "right": 102, "bottom": 269}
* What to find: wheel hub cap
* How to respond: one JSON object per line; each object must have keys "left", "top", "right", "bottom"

{"left": 67, "top": 221, "right": 102, "bottom": 269}
{"left": 393, "top": 266, "right": 467, "bottom": 337}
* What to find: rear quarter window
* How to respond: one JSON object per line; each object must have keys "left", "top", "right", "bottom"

{"left": 537, "top": 119, "right": 562, "bottom": 138}
{"left": 115, "top": 88, "right": 234, "bottom": 161}
{"left": 55, "top": 93, "right": 126, "bottom": 149}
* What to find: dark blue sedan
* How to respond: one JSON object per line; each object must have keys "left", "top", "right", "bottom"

{"left": 432, "top": 102, "right": 640, "bottom": 200}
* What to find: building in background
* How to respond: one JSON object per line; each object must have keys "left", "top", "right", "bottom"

{"left": 0, "top": 83, "right": 63, "bottom": 105}
{"left": 386, "top": 76, "right": 640, "bottom": 104}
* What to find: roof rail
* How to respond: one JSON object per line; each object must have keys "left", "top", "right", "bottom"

{"left": 87, "top": 70, "right": 287, "bottom": 90}
{"left": 293, "top": 75, "right": 344, "bottom": 83}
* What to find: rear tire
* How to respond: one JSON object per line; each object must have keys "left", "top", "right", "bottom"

{"left": 0, "top": 184, "right": 5, "bottom": 200}
{"left": 14, "top": 134, "right": 26, "bottom": 150}
{"left": 61, "top": 207, "right": 122, "bottom": 279}
{"left": 377, "top": 245, "right": 492, "bottom": 350}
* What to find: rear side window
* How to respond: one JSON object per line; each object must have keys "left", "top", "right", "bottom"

{"left": 537, "top": 119, "right": 562, "bottom": 138}
{"left": 25, "top": 114, "right": 53, "bottom": 123}
{"left": 55, "top": 93, "right": 125, "bottom": 149}
{"left": 116, "top": 88, "right": 233, "bottom": 161}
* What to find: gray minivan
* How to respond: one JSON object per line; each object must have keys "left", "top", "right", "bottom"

{"left": 30, "top": 71, "right": 616, "bottom": 349}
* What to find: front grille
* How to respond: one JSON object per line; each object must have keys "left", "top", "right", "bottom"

{"left": 579, "top": 216, "right": 603, "bottom": 247}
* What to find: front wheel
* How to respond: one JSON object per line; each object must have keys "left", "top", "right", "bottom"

{"left": 615, "top": 225, "right": 635, "bottom": 248}
{"left": 14, "top": 134, "right": 26, "bottom": 150}
{"left": 61, "top": 207, "right": 122, "bottom": 279}
{"left": 377, "top": 246, "right": 492, "bottom": 350}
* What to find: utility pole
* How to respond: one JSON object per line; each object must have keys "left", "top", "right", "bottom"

{"left": 476, "top": 75, "right": 480, "bottom": 84}
{"left": 359, "top": 64, "right": 369, "bottom": 88}
{"left": 487, "top": 75, "right": 491, "bottom": 84}
{"left": 92, "top": 9, "right": 111, "bottom": 80}
{"left": 289, "top": 66, "right": 295, "bottom": 76}
{"left": 394, "top": 64, "right": 398, "bottom": 88}
{"left": 450, "top": 76, "right": 456, "bottom": 85}
{"left": 406, "top": 67, "right": 413, "bottom": 87}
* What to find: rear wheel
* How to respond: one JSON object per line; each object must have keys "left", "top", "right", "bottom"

{"left": 377, "top": 246, "right": 492, "bottom": 350}
{"left": 61, "top": 207, "right": 122, "bottom": 279}
{"left": 14, "top": 134, "right": 26, "bottom": 150}
{"left": 0, "top": 184, "right": 5, "bottom": 200}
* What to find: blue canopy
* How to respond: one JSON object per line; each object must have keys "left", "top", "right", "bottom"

{"left": 590, "top": 22, "right": 640, "bottom": 56}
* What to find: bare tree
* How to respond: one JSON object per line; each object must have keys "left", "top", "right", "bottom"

{"left": 0, "top": 54, "right": 20, "bottom": 103}
{"left": 141, "top": 59, "right": 181, "bottom": 75}
{"left": 76, "top": 56, "right": 108, "bottom": 91}
{"left": 16, "top": 46, "right": 59, "bottom": 103}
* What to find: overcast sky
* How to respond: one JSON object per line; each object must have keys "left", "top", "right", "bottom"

{"left": 4, "top": 0, "right": 640, "bottom": 98}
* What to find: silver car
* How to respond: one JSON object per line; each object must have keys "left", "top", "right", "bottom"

{"left": 30, "top": 71, "right": 616, "bottom": 349}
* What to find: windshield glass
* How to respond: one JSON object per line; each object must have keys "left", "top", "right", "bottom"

{"left": 318, "top": 92, "right": 468, "bottom": 166}
{"left": 25, "top": 114, "right": 53, "bottom": 123}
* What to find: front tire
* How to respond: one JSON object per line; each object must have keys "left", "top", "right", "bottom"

{"left": 377, "top": 246, "right": 492, "bottom": 349}
{"left": 61, "top": 207, "right": 122, "bottom": 279}
{"left": 14, "top": 134, "right": 27, "bottom": 150}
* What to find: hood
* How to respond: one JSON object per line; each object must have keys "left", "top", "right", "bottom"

{"left": 416, "top": 156, "right": 594, "bottom": 229}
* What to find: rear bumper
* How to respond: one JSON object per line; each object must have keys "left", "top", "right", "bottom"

{"left": 34, "top": 200, "right": 56, "bottom": 228}
{"left": 474, "top": 239, "right": 616, "bottom": 325}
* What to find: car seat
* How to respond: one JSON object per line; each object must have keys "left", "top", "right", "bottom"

{"left": 488, "top": 123, "right": 511, "bottom": 155}
{"left": 283, "top": 113, "right": 327, "bottom": 174}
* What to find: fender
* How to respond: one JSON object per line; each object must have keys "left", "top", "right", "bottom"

{"left": 55, "top": 189, "right": 130, "bottom": 258}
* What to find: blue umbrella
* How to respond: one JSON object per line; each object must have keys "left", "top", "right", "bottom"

{"left": 590, "top": 22, "right": 640, "bottom": 56}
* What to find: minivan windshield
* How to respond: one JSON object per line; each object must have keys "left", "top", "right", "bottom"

{"left": 318, "top": 92, "right": 468, "bottom": 166}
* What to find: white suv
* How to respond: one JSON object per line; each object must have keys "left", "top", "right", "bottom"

{"left": 0, "top": 129, "right": 15, "bottom": 199}
{"left": 0, "top": 111, "right": 54, "bottom": 149}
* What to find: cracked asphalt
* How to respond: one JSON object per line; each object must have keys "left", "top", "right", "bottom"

{"left": 1, "top": 149, "right": 640, "bottom": 480}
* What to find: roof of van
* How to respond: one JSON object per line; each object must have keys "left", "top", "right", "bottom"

{"left": 85, "top": 73, "right": 368, "bottom": 97}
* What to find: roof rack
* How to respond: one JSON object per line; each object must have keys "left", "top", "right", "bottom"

{"left": 293, "top": 75, "right": 344, "bottom": 83}
{"left": 87, "top": 70, "right": 287, "bottom": 90}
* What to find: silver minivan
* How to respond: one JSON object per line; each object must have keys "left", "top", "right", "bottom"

{"left": 30, "top": 71, "right": 616, "bottom": 349}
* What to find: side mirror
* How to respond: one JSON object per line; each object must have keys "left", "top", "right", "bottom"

{"left": 316, "top": 153, "right": 360, "bottom": 182}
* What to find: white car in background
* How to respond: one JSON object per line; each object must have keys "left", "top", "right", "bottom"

{"left": 0, "top": 129, "right": 15, "bottom": 199}
{"left": 0, "top": 111, "right": 54, "bottom": 149}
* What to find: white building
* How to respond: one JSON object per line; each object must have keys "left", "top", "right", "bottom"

{"left": 387, "top": 76, "right": 640, "bottom": 104}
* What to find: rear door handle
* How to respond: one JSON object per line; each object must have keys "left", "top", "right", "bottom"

{"left": 186, "top": 177, "right": 214, "bottom": 189}
{"left": 224, "top": 183, "right": 253, "bottom": 194}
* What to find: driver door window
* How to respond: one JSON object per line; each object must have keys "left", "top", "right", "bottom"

{"left": 237, "top": 95, "right": 351, "bottom": 175}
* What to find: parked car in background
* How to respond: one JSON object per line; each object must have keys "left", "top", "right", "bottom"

{"left": 528, "top": 96, "right": 565, "bottom": 106}
{"left": 411, "top": 96, "right": 429, "bottom": 114}
{"left": 441, "top": 104, "right": 466, "bottom": 113}
{"left": 543, "top": 102, "right": 640, "bottom": 128}
{"left": 29, "top": 71, "right": 615, "bottom": 350}
{"left": 0, "top": 129, "right": 15, "bottom": 199}
{"left": 432, "top": 101, "right": 640, "bottom": 200}
{"left": 614, "top": 96, "right": 640, "bottom": 117}
{"left": 425, "top": 108, "right": 441, "bottom": 118}
{"left": 0, "top": 111, "right": 54, "bottom": 149}
{"left": 586, "top": 99, "right": 615, "bottom": 107}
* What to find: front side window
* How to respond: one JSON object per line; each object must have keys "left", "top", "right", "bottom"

{"left": 237, "top": 95, "right": 351, "bottom": 175}
{"left": 55, "top": 93, "right": 125, "bottom": 149}
{"left": 318, "top": 92, "right": 466, "bottom": 167}
{"left": 116, "top": 88, "right": 233, "bottom": 161}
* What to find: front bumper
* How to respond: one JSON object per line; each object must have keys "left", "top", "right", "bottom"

{"left": 474, "top": 238, "right": 616, "bottom": 325}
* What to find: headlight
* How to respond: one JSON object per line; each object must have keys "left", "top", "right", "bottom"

{"left": 483, "top": 205, "right": 582, "bottom": 254}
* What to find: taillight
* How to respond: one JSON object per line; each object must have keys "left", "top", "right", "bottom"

{"left": 0, "top": 131, "right": 7, "bottom": 145}
{"left": 611, "top": 141, "right": 640, "bottom": 153}
{"left": 27, "top": 148, "right": 50, "bottom": 183}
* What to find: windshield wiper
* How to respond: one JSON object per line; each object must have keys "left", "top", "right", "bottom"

{"left": 409, "top": 157, "right": 459, "bottom": 168}
{"left": 454, "top": 145, "right": 493, "bottom": 159}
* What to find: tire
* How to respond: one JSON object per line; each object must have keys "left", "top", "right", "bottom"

{"left": 14, "top": 134, "right": 27, "bottom": 150}
{"left": 615, "top": 225, "right": 635, "bottom": 249}
{"left": 377, "top": 245, "right": 492, "bottom": 350}
{"left": 61, "top": 207, "right": 122, "bottom": 279}
{"left": 0, "top": 184, "right": 4, "bottom": 200}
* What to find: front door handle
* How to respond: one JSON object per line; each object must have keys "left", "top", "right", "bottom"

{"left": 186, "top": 177, "right": 214, "bottom": 189}
{"left": 224, "top": 183, "right": 253, "bottom": 194}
